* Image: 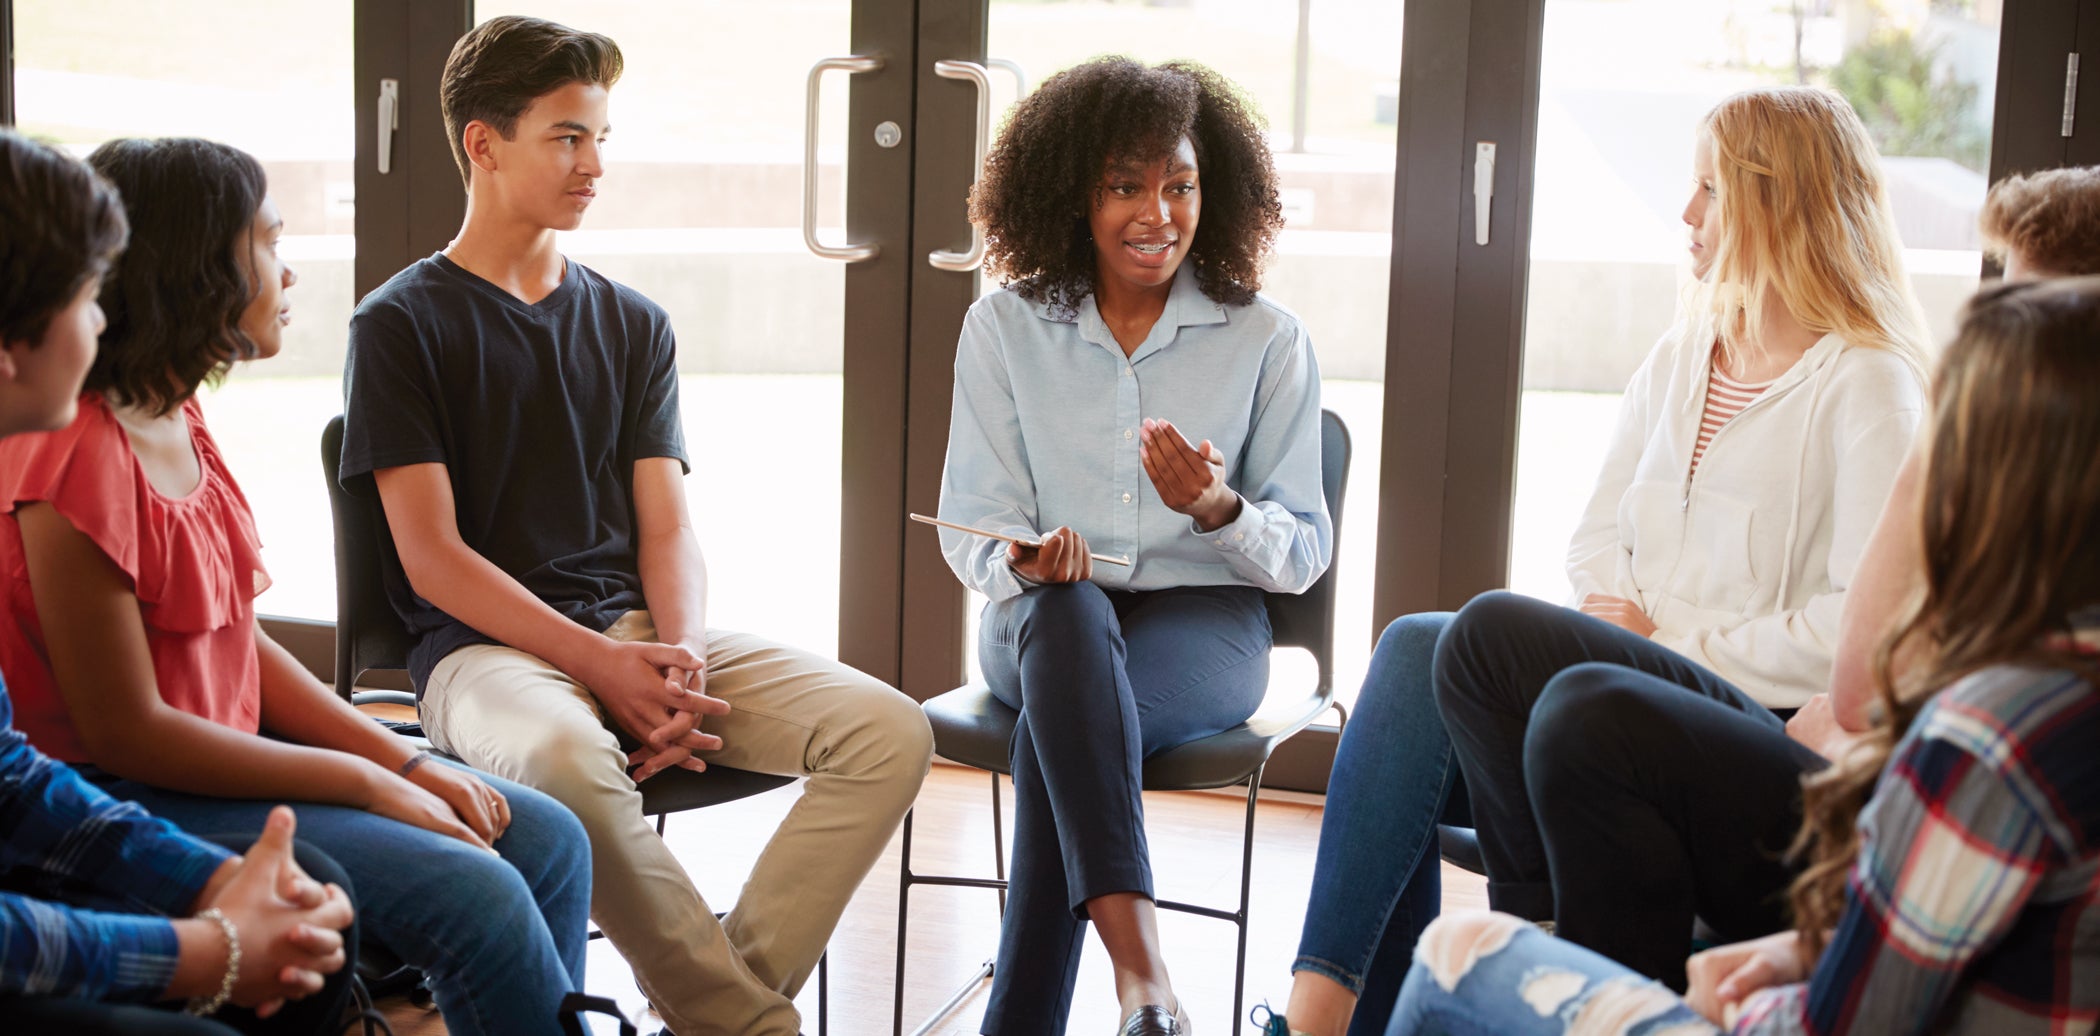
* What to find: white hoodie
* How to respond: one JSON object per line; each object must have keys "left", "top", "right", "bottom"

{"left": 1565, "top": 324, "right": 1925, "bottom": 709}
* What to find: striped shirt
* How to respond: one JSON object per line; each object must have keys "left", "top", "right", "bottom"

{"left": 0, "top": 672, "right": 233, "bottom": 1001}
{"left": 1692, "top": 362, "right": 1775, "bottom": 478}
{"left": 1736, "top": 624, "right": 2100, "bottom": 1035}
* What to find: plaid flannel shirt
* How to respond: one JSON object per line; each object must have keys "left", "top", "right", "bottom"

{"left": 1739, "top": 639, "right": 2100, "bottom": 1035}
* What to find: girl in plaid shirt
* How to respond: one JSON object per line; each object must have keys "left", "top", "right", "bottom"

{"left": 1383, "top": 277, "right": 2100, "bottom": 1035}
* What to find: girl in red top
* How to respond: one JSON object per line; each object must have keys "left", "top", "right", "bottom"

{"left": 0, "top": 137, "right": 590, "bottom": 1036}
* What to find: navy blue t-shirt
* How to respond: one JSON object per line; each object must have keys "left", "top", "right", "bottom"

{"left": 339, "top": 252, "right": 688, "bottom": 692}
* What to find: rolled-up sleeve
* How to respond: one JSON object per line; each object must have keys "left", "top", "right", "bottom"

{"left": 1191, "top": 321, "right": 1331, "bottom": 594}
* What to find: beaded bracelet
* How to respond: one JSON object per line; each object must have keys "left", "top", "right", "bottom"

{"left": 398, "top": 750, "right": 433, "bottom": 777}
{"left": 185, "top": 907, "right": 240, "bottom": 1017}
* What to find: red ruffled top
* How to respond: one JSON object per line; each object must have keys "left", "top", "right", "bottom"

{"left": 0, "top": 394, "right": 268, "bottom": 761}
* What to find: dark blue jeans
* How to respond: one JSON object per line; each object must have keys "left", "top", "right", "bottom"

{"left": 978, "top": 582, "right": 1272, "bottom": 1036}
{"left": 84, "top": 760, "right": 591, "bottom": 1036}
{"left": 1432, "top": 591, "right": 1820, "bottom": 989}
{"left": 1293, "top": 613, "right": 1470, "bottom": 1036}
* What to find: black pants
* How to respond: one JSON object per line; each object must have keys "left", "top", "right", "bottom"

{"left": 0, "top": 837, "right": 358, "bottom": 1035}
{"left": 1432, "top": 591, "right": 1824, "bottom": 988}
{"left": 977, "top": 583, "right": 1273, "bottom": 1036}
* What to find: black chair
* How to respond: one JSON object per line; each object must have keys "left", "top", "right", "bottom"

{"left": 320, "top": 414, "right": 826, "bottom": 1031}
{"left": 891, "top": 409, "right": 1351, "bottom": 1035}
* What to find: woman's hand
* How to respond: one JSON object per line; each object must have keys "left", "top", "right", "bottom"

{"left": 1008, "top": 526, "right": 1093, "bottom": 584}
{"left": 1785, "top": 693, "right": 1866, "bottom": 760}
{"left": 407, "top": 759, "right": 511, "bottom": 846}
{"left": 1580, "top": 594, "right": 1657, "bottom": 638}
{"left": 1685, "top": 929, "right": 1807, "bottom": 1025}
{"left": 184, "top": 806, "right": 354, "bottom": 1016}
{"left": 1140, "top": 418, "right": 1242, "bottom": 532}
{"left": 364, "top": 766, "right": 494, "bottom": 852}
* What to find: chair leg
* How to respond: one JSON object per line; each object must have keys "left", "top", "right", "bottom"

{"left": 990, "top": 770, "right": 1007, "bottom": 918}
{"left": 893, "top": 808, "right": 914, "bottom": 1036}
{"left": 656, "top": 812, "right": 668, "bottom": 837}
{"left": 818, "top": 949, "right": 829, "bottom": 1036}
{"left": 1232, "top": 764, "right": 1264, "bottom": 1032}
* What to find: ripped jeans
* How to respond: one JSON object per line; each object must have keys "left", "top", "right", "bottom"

{"left": 1387, "top": 912, "right": 1721, "bottom": 1036}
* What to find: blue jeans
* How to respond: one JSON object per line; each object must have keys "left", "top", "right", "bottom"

{"left": 1294, "top": 614, "right": 1471, "bottom": 1036}
{"left": 83, "top": 760, "right": 591, "bottom": 1036}
{"left": 978, "top": 582, "right": 1272, "bottom": 1036}
{"left": 1387, "top": 916, "right": 1716, "bottom": 1036}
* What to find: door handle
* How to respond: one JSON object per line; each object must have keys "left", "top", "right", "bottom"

{"left": 928, "top": 59, "right": 992, "bottom": 273}
{"left": 1473, "top": 141, "right": 1495, "bottom": 246}
{"left": 803, "top": 56, "right": 885, "bottom": 262}
{"left": 377, "top": 78, "right": 399, "bottom": 176}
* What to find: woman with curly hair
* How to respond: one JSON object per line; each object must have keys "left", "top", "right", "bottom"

{"left": 935, "top": 56, "right": 1331, "bottom": 1036}
{"left": 1383, "top": 275, "right": 2100, "bottom": 1036}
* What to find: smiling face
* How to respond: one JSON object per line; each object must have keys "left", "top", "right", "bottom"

{"left": 1683, "top": 134, "right": 1721, "bottom": 280}
{"left": 234, "top": 196, "right": 296, "bottom": 360}
{"left": 472, "top": 80, "right": 610, "bottom": 231}
{"left": 1088, "top": 135, "right": 1201, "bottom": 298}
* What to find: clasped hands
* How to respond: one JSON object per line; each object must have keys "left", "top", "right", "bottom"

{"left": 579, "top": 638, "right": 732, "bottom": 783}
{"left": 188, "top": 806, "right": 354, "bottom": 1016}
{"left": 1009, "top": 418, "right": 1242, "bottom": 584}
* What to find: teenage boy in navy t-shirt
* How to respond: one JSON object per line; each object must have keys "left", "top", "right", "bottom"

{"left": 339, "top": 17, "right": 931, "bottom": 1036}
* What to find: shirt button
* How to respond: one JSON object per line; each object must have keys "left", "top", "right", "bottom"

{"left": 1124, "top": 428, "right": 1134, "bottom": 440}
{"left": 1122, "top": 492, "right": 1133, "bottom": 504}
{"left": 1123, "top": 366, "right": 1133, "bottom": 377}
{"left": 1234, "top": 532, "right": 1245, "bottom": 542}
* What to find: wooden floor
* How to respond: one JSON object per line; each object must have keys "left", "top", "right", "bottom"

{"left": 375, "top": 761, "right": 1488, "bottom": 1036}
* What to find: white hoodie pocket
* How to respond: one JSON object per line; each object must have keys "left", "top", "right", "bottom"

{"left": 1617, "top": 480, "right": 1762, "bottom": 618}
{"left": 1618, "top": 480, "right": 1683, "bottom": 599}
{"left": 1678, "top": 485, "right": 1761, "bottom": 615}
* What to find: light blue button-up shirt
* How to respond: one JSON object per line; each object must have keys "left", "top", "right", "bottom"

{"left": 937, "top": 265, "right": 1332, "bottom": 602}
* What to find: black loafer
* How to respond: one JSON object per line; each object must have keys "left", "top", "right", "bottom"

{"left": 1118, "top": 1003, "right": 1190, "bottom": 1036}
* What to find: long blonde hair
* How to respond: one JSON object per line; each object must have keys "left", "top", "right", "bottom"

{"left": 1694, "top": 87, "right": 1931, "bottom": 376}
{"left": 1789, "top": 277, "right": 2100, "bottom": 957}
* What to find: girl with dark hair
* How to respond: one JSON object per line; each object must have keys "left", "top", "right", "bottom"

{"left": 1383, "top": 275, "right": 2100, "bottom": 1036}
{"left": 935, "top": 57, "right": 1331, "bottom": 1036}
{"left": 0, "top": 126, "right": 357, "bottom": 1036}
{"left": 0, "top": 137, "right": 592, "bottom": 1036}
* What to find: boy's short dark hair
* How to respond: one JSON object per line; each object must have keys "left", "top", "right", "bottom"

{"left": 441, "top": 16, "right": 624, "bottom": 190}
{"left": 1980, "top": 166, "right": 2100, "bottom": 276}
{"left": 0, "top": 129, "right": 128, "bottom": 347}
{"left": 85, "top": 137, "right": 268, "bottom": 416}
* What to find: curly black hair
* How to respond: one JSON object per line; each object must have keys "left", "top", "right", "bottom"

{"left": 85, "top": 138, "right": 269, "bottom": 416}
{"left": 971, "top": 56, "right": 1283, "bottom": 313}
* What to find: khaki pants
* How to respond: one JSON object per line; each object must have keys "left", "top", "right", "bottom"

{"left": 422, "top": 611, "right": 933, "bottom": 1036}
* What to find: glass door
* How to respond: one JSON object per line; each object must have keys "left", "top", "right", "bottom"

{"left": 1508, "top": 0, "right": 2004, "bottom": 603}
{"left": 13, "top": 0, "right": 357, "bottom": 622}
{"left": 470, "top": 0, "right": 889, "bottom": 662}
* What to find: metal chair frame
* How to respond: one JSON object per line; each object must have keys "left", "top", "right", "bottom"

{"left": 320, "top": 415, "right": 826, "bottom": 1032}
{"left": 891, "top": 410, "right": 1352, "bottom": 1036}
